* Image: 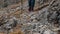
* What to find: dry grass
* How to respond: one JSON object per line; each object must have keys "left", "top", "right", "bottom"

{"left": 10, "top": 24, "right": 24, "bottom": 34}
{"left": 10, "top": 29, "right": 24, "bottom": 34}
{"left": 0, "top": 32, "right": 5, "bottom": 34}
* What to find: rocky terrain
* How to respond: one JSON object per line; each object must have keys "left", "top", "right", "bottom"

{"left": 0, "top": 0, "right": 60, "bottom": 34}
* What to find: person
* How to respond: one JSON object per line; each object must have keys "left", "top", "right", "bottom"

{"left": 28, "top": 0, "right": 35, "bottom": 12}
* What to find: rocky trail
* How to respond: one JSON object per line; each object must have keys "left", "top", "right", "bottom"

{"left": 0, "top": 0, "right": 60, "bottom": 34}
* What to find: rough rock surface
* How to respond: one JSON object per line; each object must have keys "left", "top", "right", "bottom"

{"left": 0, "top": 0, "right": 60, "bottom": 34}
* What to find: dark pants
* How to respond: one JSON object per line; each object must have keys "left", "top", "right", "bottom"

{"left": 28, "top": 0, "right": 35, "bottom": 11}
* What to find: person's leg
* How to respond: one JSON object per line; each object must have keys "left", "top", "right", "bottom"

{"left": 28, "top": 0, "right": 35, "bottom": 12}
{"left": 28, "top": 0, "right": 31, "bottom": 11}
{"left": 31, "top": 6, "right": 34, "bottom": 11}
{"left": 31, "top": 0, "right": 35, "bottom": 11}
{"left": 29, "top": 6, "right": 31, "bottom": 11}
